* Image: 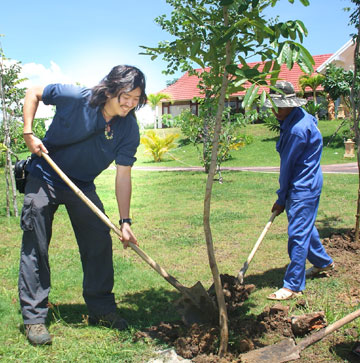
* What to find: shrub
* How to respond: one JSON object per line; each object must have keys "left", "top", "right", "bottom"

{"left": 140, "top": 130, "right": 179, "bottom": 162}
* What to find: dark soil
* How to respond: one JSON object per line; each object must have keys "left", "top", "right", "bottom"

{"left": 134, "top": 230, "right": 360, "bottom": 362}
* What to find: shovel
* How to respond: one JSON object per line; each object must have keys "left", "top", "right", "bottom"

{"left": 240, "top": 308, "right": 360, "bottom": 362}
{"left": 41, "top": 152, "right": 217, "bottom": 322}
{"left": 237, "top": 211, "right": 277, "bottom": 284}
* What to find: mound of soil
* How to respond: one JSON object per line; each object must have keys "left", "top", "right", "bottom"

{"left": 322, "top": 229, "right": 360, "bottom": 254}
{"left": 134, "top": 230, "right": 360, "bottom": 362}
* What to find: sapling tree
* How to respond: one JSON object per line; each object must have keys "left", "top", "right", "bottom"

{"left": 0, "top": 48, "right": 27, "bottom": 217}
{"left": 141, "top": 0, "right": 313, "bottom": 355}
{"left": 347, "top": 0, "right": 360, "bottom": 242}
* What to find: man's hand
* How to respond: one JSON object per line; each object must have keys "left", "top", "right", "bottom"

{"left": 272, "top": 202, "right": 285, "bottom": 216}
{"left": 23, "top": 134, "right": 48, "bottom": 156}
{"left": 119, "top": 223, "right": 138, "bottom": 249}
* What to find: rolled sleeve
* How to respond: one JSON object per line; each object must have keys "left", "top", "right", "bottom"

{"left": 115, "top": 121, "right": 140, "bottom": 167}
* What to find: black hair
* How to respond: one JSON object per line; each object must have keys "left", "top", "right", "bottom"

{"left": 89, "top": 65, "right": 147, "bottom": 110}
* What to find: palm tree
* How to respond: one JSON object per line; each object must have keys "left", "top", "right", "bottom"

{"left": 299, "top": 73, "right": 325, "bottom": 119}
{"left": 298, "top": 73, "right": 325, "bottom": 106}
{"left": 147, "top": 92, "right": 173, "bottom": 129}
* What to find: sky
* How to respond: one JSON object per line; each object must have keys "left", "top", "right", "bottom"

{"left": 0, "top": 0, "right": 357, "bottom": 97}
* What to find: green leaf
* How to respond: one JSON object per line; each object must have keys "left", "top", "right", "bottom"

{"left": 189, "top": 56, "right": 205, "bottom": 69}
{"left": 263, "top": 61, "right": 273, "bottom": 74}
{"left": 277, "top": 42, "right": 291, "bottom": 65}
{"left": 286, "top": 45, "right": 294, "bottom": 69}
{"left": 220, "top": 0, "right": 234, "bottom": 5}
{"left": 247, "top": 85, "right": 260, "bottom": 107}
{"left": 216, "top": 27, "right": 237, "bottom": 46}
{"left": 236, "top": 67, "right": 261, "bottom": 79}
{"left": 297, "top": 43, "right": 315, "bottom": 65}
{"left": 280, "top": 23, "right": 289, "bottom": 38}
{"left": 259, "top": 89, "right": 267, "bottom": 108}
{"left": 191, "top": 41, "right": 201, "bottom": 57}
{"left": 226, "top": 64, "right": 240, "bottom": 75}
{"left": 238, "top": 55, "right": 248, "bottom": 67}
{"left": 181, "top": 8, "right": 202, "bottom": 25}
{"left": 233, "top": 78, "right": 248, "bottom": 88}
{"left": 238, "top": 1, "right": 249, "bottom": 12}
{"left": 242, "top": 83, "right": 256, "bottom": 109}
{"left": 299, "top": 0, "right": 310, "bottom": 5}
{"left": 294, "top": 20, "right": 307, "bottom": 42}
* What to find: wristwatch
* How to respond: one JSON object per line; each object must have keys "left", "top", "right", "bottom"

{"left": 119, "top": 218, "right": 132, "bottom": 226}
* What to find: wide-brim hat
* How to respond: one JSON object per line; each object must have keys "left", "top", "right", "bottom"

{"left": 264, "top": 81, "right": 307, "bottom": 108}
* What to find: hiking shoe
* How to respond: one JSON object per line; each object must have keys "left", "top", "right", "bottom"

{"left": 25, "top": 324, "right": 52, "bottom": 345}
{"left": 306, "top": 262, "right": 335, "bottom": 278}
{"left": 88, "top": 312, "right": 128, "bottom": 331}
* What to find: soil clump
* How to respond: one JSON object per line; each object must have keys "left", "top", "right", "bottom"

{"left": 134, "top": 230, "right": 360, "bottom": 362}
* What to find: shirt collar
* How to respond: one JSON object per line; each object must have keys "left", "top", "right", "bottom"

{"left": 279, "top": 107, "right": 302, "bottom": 130}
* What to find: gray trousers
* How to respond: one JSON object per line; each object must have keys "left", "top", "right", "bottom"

{"left": 19, "top": 174, "right": 116, "bottom": 324}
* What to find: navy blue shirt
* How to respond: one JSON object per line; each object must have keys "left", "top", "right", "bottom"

{"left": 276, "top": 107, "right": 323, "bottom": 206}
{"left": 27, "top": 84, "right": 140, "bottom": 190}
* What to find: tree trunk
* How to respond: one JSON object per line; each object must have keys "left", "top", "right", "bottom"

{"left": 4, "top": 151, "right": 11, "bottom": 217}
{"left": 203, "top": 6, "right": 231, "bottom": 357}
{"left": 203, "top": 113, "right": 210, "bottom": 174}
{"left": 8, "top": 149, "right": 19, "bottom": 216}
{"left": 356, "top": 153, "right": 360, "bottom": 243}
{"left": 351, "top": 12, "right": 360, "bottom": 243}
{"left": 327, "top": 95, "right": 335, "bottom": 120}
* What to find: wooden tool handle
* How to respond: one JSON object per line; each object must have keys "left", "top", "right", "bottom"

{"left": 237, "top": 211, "right": 276, "bottom": 282}
{"left": 298, "top": 308, "right": 360, "bottom": 351}
{"left": 245, "top": 211, "right": 277, "bottom": 265}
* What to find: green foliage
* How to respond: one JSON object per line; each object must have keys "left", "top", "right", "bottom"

{"left": 298, "top": 73, "right": 325, "bottom": 106}
{"left": 141, "top": 0, "right": 314, "bottom": 110}
{"left": 322, "top": 63, "right": 360, "bottom": 135}
{"left": 141, "top": 0, "right": 314, "bottom": 176}
{"left": 0, "top": 118, "right": 47, "bottom": 167}
{"left": 140, "top": 130, "right": 179, "bottom": 161}
{"left": 262, "top": 109, "right": 280, "bottom": 133}
{"left": 0, "top": 59, "right": 27, "bottom": 119}
{"left": 340, "top": 126, "right": 355, "bottom": 141}
{"left": 303, "top": 100, "right": 323, "bottom": 117}
{"left": 147, "top": 93, "right": 173, "bottom": 110}
{"left": 161, "top": 113, "right": 175, "bottom": 128}
{"left": 322, "top": 64, "right": 357, "bottom": 107}
{"left": 173, "top": 105, "right": 253, "bottom": 171}
{"left": 0, "top": 55, "right": 28, "bottom": 167}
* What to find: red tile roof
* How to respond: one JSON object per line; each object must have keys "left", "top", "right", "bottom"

{"left": 159, "top": 54, "right": 332, "bottom": 101}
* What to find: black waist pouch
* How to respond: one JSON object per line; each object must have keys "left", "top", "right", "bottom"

{"left": 14, "top": 157, "right": 31, "bottom": 193}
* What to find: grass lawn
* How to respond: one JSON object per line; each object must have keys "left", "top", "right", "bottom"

{"left": 0, "top": 119, "right": 359, "bottom": 361}
{"left": 136, "top": 119, "right": 355, "bottom": 167}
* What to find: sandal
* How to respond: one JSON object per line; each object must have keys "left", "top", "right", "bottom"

{"left": 306, "top": 262, "right": 335, "bottom": 278}
{"left": 267, "top": 288, "right": 302, "bottom": 301}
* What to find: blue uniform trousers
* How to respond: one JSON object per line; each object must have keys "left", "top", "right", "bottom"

{"left": 283, "top": 196, "right": 333, "bottom": 292}
{"left": 18, "top": 174, "right": 117, "bottom": 324}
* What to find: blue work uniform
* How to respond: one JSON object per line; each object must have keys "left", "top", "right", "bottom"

{"left": 19, "top": 84, "right": 140, "bottom": 324}
{"left": 276, "top": 107, "right": 333, "bottom": 292}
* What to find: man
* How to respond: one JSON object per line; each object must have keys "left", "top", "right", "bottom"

{"left": 20, "top": 65, "right": 147, "bottom": 345}
{"left": 264, "top": 81, "right": 334, "bottom": 301}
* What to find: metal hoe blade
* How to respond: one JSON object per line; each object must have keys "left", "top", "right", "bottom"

{"left": 175, "top": 281, "right": 218, "bottom": 325}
